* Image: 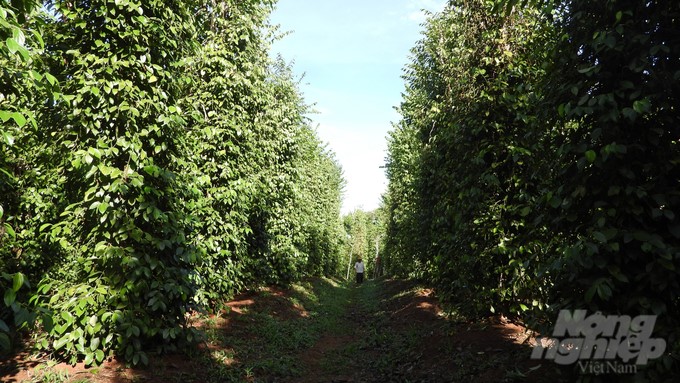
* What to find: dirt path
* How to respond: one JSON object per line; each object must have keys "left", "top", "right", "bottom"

{"left": 290, "top": 279, "right": 381, "bottom": 382}
{"left": 1, "top": 278, "right": 569, "bottom": 382}
{"left": 289, "top": 279, "right": 565, "bottom": 382}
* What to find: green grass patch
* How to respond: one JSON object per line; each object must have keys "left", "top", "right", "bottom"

{"left": 193, "top": 276, "right": 353, "bottom": 382}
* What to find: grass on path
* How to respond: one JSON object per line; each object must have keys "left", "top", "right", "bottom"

{"left": 2, "top": 277, "right": 567, "bottom": 383}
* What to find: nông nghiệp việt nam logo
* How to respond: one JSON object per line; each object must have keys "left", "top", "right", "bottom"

{"left": 531, "top": 310, "right": 666, "bottom": 368}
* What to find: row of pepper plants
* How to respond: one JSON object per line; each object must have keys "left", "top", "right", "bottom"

{"left": 383, "top": 0, "right": 679, "bottom": 379}
{"left": 0, "top": 0, "right": 345, "bottom": 365}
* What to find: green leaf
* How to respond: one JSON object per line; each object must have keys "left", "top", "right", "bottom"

{"left": 3, "top": 224, "right": 15, "bottom": 239}
{"left": 41, "top": 314, "right": 54, "bottom": 332}
{"left": 0, "top": 333, "right": 10, "bottom": 351}
{"left": 608, "top": 266, "right": 629, "bottom": 283}
{"left": 577, "top": 65, "right": 596, "bottom": 74}
{"left": 45, "top": 72, "right": 58, "bottom": 86}
{"left": 90, "top": 337, "right": 100, "bottom": 351}
{"left": 12, "top": 273, "right": 24, "bottom": 292}
{"left": 84, "top": 352, "right": 94, "bottom": 366}
{"left": 549, "top": 196, "right": 562, "bottom": 208}
{"left": 61, "top": 311, "right": 74, "bottom": 324}
{"left": 0, "top": 110, "right": 11, "bottom": 122}
{"left": 633, "top": 99, "right": 650, "bottom": 114}
{"left": 3, "top": 289, "right": 16, "bottom": 306}
{"left": 5, "top": 37, "right": 20, "bottom": 54}
{"left": 13, "top": 307, "right": 31, "bottom": 329}
{"left": 597, "top": 282, "right": 612, "bottom": 300}
{"left": 11, "top": 112, "right": 26, "bottom": 128}
{"left": 593, "top": 231, "right": 607, "bottom": 243}
{"left": 585, "top": 284, "right": 597, "bottom": 303}
{"left": 585, "top": 150, "right": 596, "bottom": 163}
{"left": 0, "top": 319, "right": 10, "bottom": 333}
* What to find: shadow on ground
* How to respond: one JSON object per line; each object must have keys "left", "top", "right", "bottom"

{"left": 1, "top": 277, "right": 345, "bottom": 383}
{"left": 1, "top": 277, "right": 572, "bottom": 383}
{"left": 317, "top": 278, "right": 572, "bottom": 383}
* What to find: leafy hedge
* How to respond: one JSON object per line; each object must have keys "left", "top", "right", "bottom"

{"left": 384, "top": 0, "right": 679, "bottom": 379}
{"left": 1, "top": 0, "right": 345, "bottom": 366}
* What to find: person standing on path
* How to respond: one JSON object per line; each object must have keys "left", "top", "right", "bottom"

{"left": 354, "top": 258, "right": 365, "bottom": 284}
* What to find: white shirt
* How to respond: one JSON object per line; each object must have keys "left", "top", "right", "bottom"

{"left": 354, "top": 261, "right": 365, "bottom": 273}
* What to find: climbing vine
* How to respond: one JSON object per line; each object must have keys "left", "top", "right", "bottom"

{"left": 384, "top": 0, "right": 680, "bottom": 378}
{"left": 0, "top": 0, "right": 345, "bottom": 366}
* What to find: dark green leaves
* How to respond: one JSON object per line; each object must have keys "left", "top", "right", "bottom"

{"left": 585, "top": 150, "right": 596, "bottom": 163}
{"left": 385, "top": 1, "right": 680, "bottom": 378}
{"left": 385, "top": 0, "right": 556, "bottom": 318}
{"left": 1, "top": 0, "right": 345, "bottom": 366}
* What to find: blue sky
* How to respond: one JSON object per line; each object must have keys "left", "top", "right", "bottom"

{"left": 269, "top": 0, "right": 446, "bottom": 215}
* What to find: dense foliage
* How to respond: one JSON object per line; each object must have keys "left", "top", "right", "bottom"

{"left": 384, "top": 0, "right": 679, "bottom": 378}
{"left": 0, "top": 0, "right": 345, "bottom": 366}
{"left": 385, "top": 0, "right": 555, "bottom": 313}
{"left": 1, "top": 0, "right": 59, "bottom": 353}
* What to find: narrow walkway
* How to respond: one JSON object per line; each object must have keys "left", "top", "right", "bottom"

{"left": 1, "top": 278, "right": 567, "bottom": 383}
{"left": 290, "top": 278, "right": 564, "bottom": 382}
{"left": 291, "top": 279, "right": 455, "bottom": 382}
{"left": 292, "top": 280, "right": 379, "bottom": 382}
